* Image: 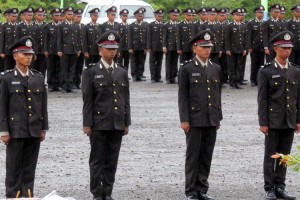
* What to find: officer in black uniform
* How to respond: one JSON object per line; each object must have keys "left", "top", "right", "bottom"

{"left": 0, "top": 8, "right": 18, "bottom": 71}
{"left": 193, "top": 8, "right": 207, "bottom": 35}
{"left": 147, "top": 9, "right": 164, "bottom": 83}
{"left": 288, "top": 5, "right": 300, "bottom": 66}
{"left": 278, "top": 6, "right": 288, "bottom": 31}
{"left": 177, "top": 8, "right": 194, "bottom": 64}
{"left": 246, "top": 5, "right": 265, "bottom": 86}
{"left": 178, "top": 30, "right": 222, "bottom": 200}
{"left": 225, "top": 8, "right": 247, "bottom": 89}
{"left": 263, "top": 4, "right": 282, "bottom": 63}
{"left": 32, "top": 7, "right": 47, "bottom": 75}
{"left": 82, "top": 30, "right": 131, "bottom": 200}
{"left": 101, "top": 6, "right": 119, "bottom": 33}
{"left": 44, "top": 8, "right": 61, "bottom": 92}
{"left": 73, "top": 9, "right": 84, "bottom": 89}
{"left": 0, "top": 36, "right": 48, "bottom": 198}
{"left": 257, "top": 30, "right": 298, "bottom": 200}
{"left": 128, "top": 7, "right": 147, "bottom": 81}
{"left": 217, "top": 8, "right": 229, "bottom": 84}
{"left": 57, "top": 6, "right": 81, "bottom": 92}
{"left": 82, "top": 8, "right": 102, "bottom": 67}
{"left": 117, "top": 9, "right": 130, "bottom": 71}
{"left": 163, "top": 8, "right": 180, "bottom": 84}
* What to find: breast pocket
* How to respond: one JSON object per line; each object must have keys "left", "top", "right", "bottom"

{"left": 10, "top": 85, "right": 25, "bottom": 95}
{"left": 32, "top": 88, "right": 44, "bottom": 102}
{"left": 94, "top": 80, "right": 109, "bottom": 94}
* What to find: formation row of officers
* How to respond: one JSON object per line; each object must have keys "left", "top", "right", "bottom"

{"left": 1, "top": 3, "right": 300, "bottom": 91}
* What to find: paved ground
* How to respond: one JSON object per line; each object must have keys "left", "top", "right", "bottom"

{"left": 0, "top": 55, "right": 300, "bottom": 200}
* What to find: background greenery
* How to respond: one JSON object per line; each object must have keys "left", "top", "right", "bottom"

{"left": 0, "top": 0, "right": 297, "bottom": 21}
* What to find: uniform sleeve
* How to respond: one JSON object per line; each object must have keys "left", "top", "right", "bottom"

{"left": 257, "top": 69, "right": 269, "bottom": 126}
{"left": 178, "top": 66, "right": 190, "bottom": 123}
{"left": 82, "top": 69, "right": 94, "bottom": 127}
{"left": 57, "top": 24, "right": 62, "bottom": 52}
{"left": 176, "top": 23, "right": 182, "bottom": 51}
{"left": 42, "top": 82, "right": 49, "bottom": 130}
{"left": 14, "top": 25, "right": 21, "bottom": 41}
{"left": 263, "top": 21, "right": 269, "bottom": 49}
{"left": 162, "top": 24, "right": 168, "bottom": 48}
{"left": 245, "top": 22, "right": 252, "bottom": 50}
{"left": 0, "top": 76, "right": 9, "bottom": 133}
{"left": 0, "top": 25, "right": 4, "bottom": 55}
{"left": 218, "top": 66, "right": 223, "bottom": 120}
{"left": 82, "top": 25, "right": 88, "bottom": 53}
{"left": 124, "top": 72, "right": 131, "bottom": 127}
{"left": 128, "top": 24, "right": 133, "bottom": 49}
{"left": 44, "top": 24, "right": 49, "bottom": 52}
{"left": 297, "top": 71, "right": 300, "bottom": 123}
{"left": 146, "top": 23, "right": 152, "bottom": 50}
{"left": 225, "top": 24, "right": 231, "bottom": 52}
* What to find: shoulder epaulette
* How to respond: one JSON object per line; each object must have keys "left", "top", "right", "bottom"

{"left": 30, "top": 69, "right": 43, "bottom": 75}
{"left": 1, "top": 69, "right": 13, "bottom": 75}
{"left": 290, "top": 62, "right": 300, "bottom": 68}
{"left": 261, "top": 62, "right": 271, "bottom": 68}
{"left": 180, "top": 59, "right": 193, "bottom": 66}
{"left": 84, "top": 63, "right": 96, "bottom": 70}
{"left": 116, "top": 63, "right": 126, "bottom": 69}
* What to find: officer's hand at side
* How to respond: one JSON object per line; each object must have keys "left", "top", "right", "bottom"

{"left": 34, "top": 55, "right": 37, "bottom": 61}
{"left": 129, "top": 49, "right": 133, "bottom": 54}
{"left": 83, "top": 127, "right": 92, "bottom": 136}
{"left": 147, "top": 49, "right": 151, "bottom": 52}
{"left": 77, "top": 51, "right": 81, "bottom": 57}
{"left": 226, "top": 51, "right": 231, "bottom": 56}
{"left": 44, "top": 51, "right": 49, "bottom": 58}
{"left": 1, "top": 135, "right": 10, "bottom": 145}
{"left": 296, "top": 124, "right": 300, "bottom": 134}
{"left": 219, "top": 51, "right": 222, "bottom": 58}
{"left": 84, "top": 52, "right": 89, "bottom": 59}
{"left": 181, "top": 122, "right": 190, "bottom": 134}
{"left": 0, "top": 54, "right": 5, "bottom": 59}
{"left": 259, "top": 126, "right": 269, "bottom": 135}
{"left": 264, "top": 49, "right": 270, "bottom": 55}
{"left": 124, "top": 127, "right": 129, "bottom": 135}
{"left": 243, "top": 50, "right": 247, "bottom": 56}
{"left": 58, "top": 52, "right": 63, "bottom": 57}
{"left": 177, "top": 50, "right": 182, "bottom": 55}
{"left": 40, "top": 131, "right": 46, "bottom": 142}
{"left": 249, "top": 49, "right": 253, "bottom": 53}
{"left": 163, "top": 48, "right": 167, "bottom": 54}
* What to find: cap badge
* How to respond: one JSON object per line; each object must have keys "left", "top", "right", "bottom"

{"left": 276, "top": 5, "right": 279, "bottom": 8}
{"left": 139, "top": 10, "right": 142, "bottom": 13}
{"left": 237, "top": 9, "right": 241, "bottom": 12}
{"left": 221, "top": 9, "right": 225, "bottom": 12}
{"left": 79, "top": 10, "right": 82, "bottom": 13}
{"left": 174, "top": 9, "right": 177, "bottom": 12}
{"left": 69, "top": 7, "right": 72, "bottom": 11}
{"left": 108, "top": 33, "right": 115, "bottom": 41}
{"left": 112, "top": 7, "right": 116, "bottom": 11}
{"left": 188, "top": 9, "right": 191, "bottom": 12}
{"left": 26, "top": 39, "right": 32, "bottom": 47}
{"left": 95, "top": 10, "right": 99, "bottom": 13}
{"left": 13, "top": 9, "right": 17, "bottom": 12}
{"left": 212, "top": 8, "right": 215, "bottom": 11}
{"left": 39, "top": 8, "right": 42, "bottom": 11}
{"left": 159, "top": 10, "right": 162, "bottom": 13}
{"left": 260, "top": 6, "right": 263, "bottom": 10}
{"left": 204, "top": 33, "right": 211, "bottom": 41}
{"left": 284, "top": 33, "right": 291, "bottom": 41}
{"left": 203, "top": 8, "right": 206, "bottom": 12}
{"left": 298, "top": 6, "right": 300, "bottom": 9}
{"left": 29, "top": 8, "right": 32, "bottom": 11}
{"left": 56, "top": 8, "right": 59, "bottom": 12}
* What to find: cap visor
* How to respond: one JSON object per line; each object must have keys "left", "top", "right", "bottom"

{"left": 15, "top": 50, "right": 35, "bottom": 54}
{"left": 195, "top": 43, "right": 214, "bottom": 47}
{"left": 277, "top": 44, "right": 294, "bottom": 48}
{"left": 99, "top": 44, "right": 119, "bottom": 49}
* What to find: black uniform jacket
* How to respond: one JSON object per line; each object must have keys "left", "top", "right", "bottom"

{"left": 128, "top": 21, "right": 147, "bottom": 50}
{"left": 0, "top": 22, "right": 17, "bottom": 55}
{"left": 163, "top": 21, "right": 177, "bottom": 51}
{"left": 246, "top": 19, "right": 264, "bottom": 51}
{"left": 257, "top": 61, "right": 300, "bottom": 129}
{"left": 176, "top": 20, "right": 193, "bottom": 52}
{"left": 178, "top": 58, "right": 223, "bottom": 127}
{"left": 57, "top": 21, "right": 80, "bottom": 54}
{"left": 82, "top": 62, "right": 131, "bottom": 131}
{"left": 82, "top": 22, "right": 102, "bottom": 55}
{"left": 288, "top": 19, "right": 300, "bottom": 50}
{"left": 44, "top": 21, "right": 59, "bottom": 54}
{"left": 0, "top": 68, "right": 48, "bottom": 138}
{"left": 225, "top": 22, "right": 247, "bottom": 54}
{"left": 147, "top": 21, "right": 163, "bottom": 51}
{"left": 263, "top": 19, "right": 282, "bottom": 50}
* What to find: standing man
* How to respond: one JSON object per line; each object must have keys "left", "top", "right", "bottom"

{"left": 82, "top": 8, "right": 102, "bottom": 66}
{"left": 263, "top": 4, "right": 281, "bottom": 63}
{"left": 82, "top": 31, "right": 131, "bottom": 200}
{"left": 0, "top": 8, "right": 19, "bottom": 71}
{"left": 101, "top": 6, "right": 119, "bottom": 33}
{"left": 117, "top": 9, "right": 130, "bottom": 71}
{"left": 147, "top": 9, "right": 164, "bottom": 83}
{"left": 288, "top": 5, "right": 300, "bottom": 66}
{"left": 0, "top": 36, "right": 48, "bottom": 198}
{"left": 225, "top": 8, "right": 247, "bottom": 89}
{"left": 246, "top": 6, "right": 265, "bottom": 86}
{"left": 193, "top": 8, "right": 207, "bottom": 34}
{"left": 128, "top": 7, "right": 147, "bottom": 81}
{"left": 57, "top": 6, "right": 81, "bottom": 93}
{"left": 257, "top": 30, "right": 299, "bottom": 200}
{"left": 44, "top": 8, "right": 61, "bottom": 92}
{"left": 278, "top": 6, "right": 288, "bottom": 31}
{"left": 177, "top": 8, "right": 194, "bottom": 64}
{"left": 178, "top": 30, "right": 222, "bottom": 200}
{"left": 163, "top": 8, "right": 180, "bottom": 84}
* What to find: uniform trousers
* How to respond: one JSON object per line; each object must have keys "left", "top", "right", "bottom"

{"left": 5, "top": 138, "right": 41, "bottom": 198}
{"left": 47, "top": 54, "right": 61, "bottom": 89}
{"left": 165, "top": 50, "right": 179, "bottom": 82}
{"left": 89, "top": 130, "right": 123, "bottom": 198}
{"left": 117, "top": 50, "right": 129, "bottom": 71}
{"left": 60, "top": 54, "right": 77, "bottom": 90}
{"left": 219, "top": 53, "right": 228, "bottom": 83}
{"left": 185, "top": 127, "right": 217, "bottom": 196}
{"left": 130, "top": 50, "right": 146, "bottom": 79}
{"left": 149, "top": 51, "right": 163, "bottom": 81}
{"left": 33, "top": 54, "right": 47, "bottom": 75}
{"left": 74, "top": 52, "right": 84, "bottom": 87}
{"left": 250, "top": 51, "right": 265, "bottom": 84}
{"left": 264, "top": 128, "right": 294, "bottom": 192}
{"left": 0, "top": 58, "right": 3, "bottom": 72}
{"left": 227, "top": 53, "right": 243, "bottom": 85}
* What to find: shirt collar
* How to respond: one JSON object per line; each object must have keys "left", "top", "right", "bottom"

{"left": 16, "top": 66, "right": 29, "bottom": 77}
{"left": 196, "top": 56, "right": 209, "bottom": 67}
{"left": 255, "top": 17, "right": 263, "bottom": 22}
{"left": 101, "top": 58, "right": 114, "bottom": 70}
{"left": 135, "top": 21, "right": 142, "bottom": 25}
{"left": 275, "top": 58, "right": 289, "bottom": 69}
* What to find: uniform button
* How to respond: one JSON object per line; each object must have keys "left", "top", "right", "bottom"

{"left": 113, "top": 83, "right": 115, "bottom": 86}
{"left": 11, "top": 118, "right": 14, "bottom": 120}
{"left": 207, "top": 80, "right": 209, "bottom": 83}
{"left": 275, "top": 82, "right": 278, "bottom": 85}
{"left": 195, "top": 80, "right": 198, "bottom": 83}
{"left": 114, "top": 99, "right": 117, "bottom": 102}
{"left": 114, "top": 91, "right": 116, "bottom": 94}
{"left": 286, "top": 81, "right": 288, "bottom": 83}
{"left": 97, "top": 111, "right": 100, "bottom": 114}
{"left": 29, "top": 106, "right": 32, "bottom": 109}
{"left": 270, "top": 108, "right": 273, "bottom": 111}
{"left": 287, "top": 104, "right": 290, "bottom": 108}
{"left": 28, "top": 98, "right": 31, "bottom": 101}
{"left": 29, "top": 114, "right": 32, "bottom": 117}
{"left": 28, "top": 89, "right": 31, "bottom": 92}
{"left": 208, "top": 95, "right": 211, "bottom": 98}
{"left": 287, "top": 89, "right": 289, "bottom": 92}
{"left": 16, "top": 90, "right": 19, "bottom": 92}
{"left": 100, "top": 84, "right": 103, "bottom": 86}
{"left": 287, "top": 96, "right": 290, "bottom": 99}
{"left": 114, "top": 107, "right": 118, "bottom": 110}
{"left": 191, "top": 107, "right": 194, "bottom": 110}
{"left": 208, "top": 88, "right": 211, "bottom": 91}
{"left": 209, "top": 103, "right": 212, "bottom": 106}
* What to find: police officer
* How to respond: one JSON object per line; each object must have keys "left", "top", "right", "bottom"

{"left": 73, "top": 9, "right": 84, "bottom": 89}
{"left": 193, "top": 8, "right": 207, "bottom": 35}
{"left": 33, "top": 7, "right": 47, "bottom": 75}
{"left": 0, "top": 36, "right": 48, "bottom": 198}
{"left": 128, "top": 7, "right": 147, "bottom": 81}
{"left": 101, "top": 6, "right": 119, "bottom": 33}
{"left": 225, "top": 8, "right": 247, "bottom": 89}
{"left": 278, "top": 6, "right": 288, "bottom": 31}
{"left": 117, "top": 9, "right": 130, "bottom": 71}
{"left": 178, "top": 30, "right": 222, "bottom": 200}
{"left": 288, "top": 5, "right": 300, "bottom": 66}
{"left": 0, "top": 8, "right": 18, "bottom": 71}
{"left": 44, "top": 8, "right": 61, "bottom": 92}
{"left": 163, "top": 8, "right": 180, "bottom": 84}
{"left": 257, "top": 30, "right": 299, "bottom": 200}
{"left": 246, "top": 5, "right": 265, "bottom": 86}
{"left": 147, "top": 9, "right": 164, "bottom": 83}
{"left": 82, "top": 31, "right": 131, "bottom": 200}
{"left": 177, "top": 8, "right": 194, "bottom": 64}
{"left": 263, "top": 4, "right": 282, "bottom": 63}
{"left": 57, "top": 6, "right": 81, "bottom": 93}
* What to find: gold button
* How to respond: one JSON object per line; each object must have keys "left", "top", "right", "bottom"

{"left": 113, "top": 83, "right": 115, "bottom": 86}
{"left": 29, "top": 114, "right": 32, "bottom": 117}
{"left": 100, "top": 84, "right": 103, "bottom": 86}
{"left": 207, "top": 80, "right": 209, "bottom": 83}
{"left": 16, "top": 90, "right": 19, "bottom": 92}
{"left": 270, "top": 108, "right": 273, "bottom": 111}
{"left": 191, "top": 107, "right": 194, "bottom": 110}
{"left": 287, "top": 89, "right": 289, "bottom": 92}
{"left": 28, "top": 98, "right": 31, "bottom": 101}
{"left": 195, "top": 80, "right": 198, "bottom": 83}
{"left": 28, "top": 106, "right": 32, "bottom": 109}
{"left": 114, "top": 107, "right": 118, "bottom": 110}
{"left": 114, "top": 99, "right": 117, "bottom": 102}
{"left": 286, "top": 81, "right": 288, "bottom": 83}
{"left": 287, "top": 104, "right": 290, "bottom": 108}
{"left": 37, "top": 90, "right": 39, "bottom": 92}
{"left": 114, "top": 91, "right": 116, "bottom": 94}
{"left": 208, "top": 95, "right": 211, "bottom": 98}
{"left": 97, "top": 111, "right": 100, "bottom": 114}
{"left": 287, "top": 96, "right": 290, "bottom": 99}
{"left": 28, "top": 90, "right": 31, "bottom": 93}
{"left": 208, "top": 88, "right": 211, "bottom": 91}
{"left": 209, "top": 103, "right": 212, "bottom": 106}
{"left": 275, "top": 82, "right": 278, "bottom": 85}
{"left": 11, "top": 118, "right": 14, "bottom": 120}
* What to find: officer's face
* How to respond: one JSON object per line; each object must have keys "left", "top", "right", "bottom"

{"left": 293, "top": 11, "right": 300, "bottom": 18}
{"left": 155, "top": 14, "right": 163, "bottom": 22}
{"left": 59, "top": 15, "right": 65, "bottom": 21}
{"left": 74, "top": 16, "right": 82, "bottom": 23}
{"left": 217, "top": 14, "right": 226, "bottom": 22}
{"left": 193, "top": 45, "right": 212, "bottom": 60}
{"left": 121, "top": 15, "right": 128, "bottom": 22}
{"left": 135, "top": 14, "right": 143, "bottom": 22}
{"left": 99, "top": 47, "right": 117, "bottom": 61}
{"left": 91, "top": 14, "right": 99, "bottom": 22}
{"left": 274, "top": 46, "right": 292, "bottom": 60}
{"left": 24, "top": 14, "right": 33, "bottom": 22}
{"left": 9, "top": 15, "right": 18, "bottom": 23}
{"left": 271, "top": 11, "right": 279, "bottom": 18}
{"left": 255, "top": 12, "right": 264, "bottom": 19}
{"left": 65, "top": 13, "right": 73, "bottom": 21}
{"left": 170, "top": 14, "right": 179, "bottom": 21}
{"left": 52, "top": 15, "right": 60, "bottom": 23}
{"left": 13, "top": 52, "right": 33, "bottom": 68}
{"left": 107, "top": 13, "right": 116, "bottom": 21}
{"left": 278, "top": 13, "right": 285, "bottom": 20}
{"left": 208, "top": 13, "right": 216, "bottom": 21}
{"left": 199, "top": 13, "right": 208, "bottom": 21}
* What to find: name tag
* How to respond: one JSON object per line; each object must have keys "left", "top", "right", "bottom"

{"left": 233, "top": 28, "right": 237, "bottom": 31}
{"left": 12, "top": 81, "right": 20, "bottom": 85}
{"left": 95, "top": 75, "right": 104, "bottom": 79}
{"left": 272, "top": 75, "right": 281, "bottom": 79}
{"left": 192, "top": 73, "right": 201, "bottom": 77}
{"left": 49, "top": 28, "right": 54, "bottom": 31}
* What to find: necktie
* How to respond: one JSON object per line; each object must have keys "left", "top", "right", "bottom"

{"left": 203, "top": 65, "right": 207, "bottom": 69}
{"left": 108, "top": 67, "right": 113, "bottom": 77}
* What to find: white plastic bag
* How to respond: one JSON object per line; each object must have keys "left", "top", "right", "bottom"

{"left": 42, "top": 190, "right": 76, "bottom": 200}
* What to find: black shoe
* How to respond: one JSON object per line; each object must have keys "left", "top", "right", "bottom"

{"left": 265, "top": 190, "right": 276, "bottom": 200}
{"left": 134, "top": 77, "right": 143, "bottom": 82}
{"left": 276, "top": 188, "right": 296, "bottom": 200}
{"left": 238, "top": 82, "right": 247, "bottom": 85}
{"left": 199, "top": 193, "right": 215, "bottom": 200}
{"left": 141, "top": 75, "right": 146, "bottom": 78}
{"left": 151, "top": 79, "right": 156, "bottom": 83}
{"left": 235, "top": 84, "right": 243, "bottom": 89}
{"left": 93, "top": 197, "right": 103, "bottom": 200}
{"left": 229, "top": 84, "right": 236, "bottom": 89}
{"left": 104, "top": 196, "right": 114, "bottom": 200}
{"left": 156, "top": 79, "right": 163, "bottom": 83}
{"left": 49, "top": 87, "right": 58, "bottom": 92}
{"left": 251, "top": 82, "right": 257, "bottom": 86}
{"left": 187, "top": 193, "right": 198, "bottom": 200}
{"left": 166, "top": 80, "right": 171, "bottom": 84}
